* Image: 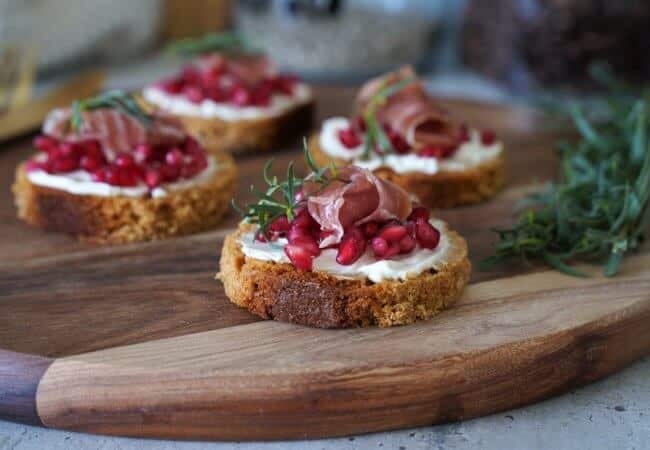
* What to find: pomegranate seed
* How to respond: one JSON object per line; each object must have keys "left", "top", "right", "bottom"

{"left": 390, "top": 133, "right": 410, "bottom": 154}
{"left": 52, "top": 157, "right": 78, "bottom": 172}
{"left": 183, "top": 86, "right": 205, "bottom": 103}
{"left": 33, "top": 135, "right": 57, "bottom": 153}
{"left": 398, "top": 235, "right": 416, "bottom": 253}
{"left": 184, "top": 137, "right": 202, "bottom": 155}
{"left": 383, "top": 243, "right": 401, "bottom": 259}
{"left": 273, "top": 75, "right": 296, "bottom": 95}
{"left": 144, "top": 169, "right": 162, "bottom": 188}
{"left": 115, "top": 153, "right": 135, "bottom": 168}
{"left": 181, "top": 162, "right": 202, "bottom": 179}
{"left": 200, "top": 66, "right": 222, "bottom": 87}
{"left": 291, "top": 236, "right": 321, "bottom": 257}
{"left": 415, "top": 219, "right": 441, "bottom": 249}
{"left": 134, "top": 144, "right": 154, "bottom": 163}
{"left": 158, "top": 78, "right": 183, "bottom": 94}
{"left": 80, "top": 156, "right": 102, "bottom": 172}
{"left": 371, "top": 236, "right": 389, "bottom": 257}
{"left": 165, "top": 148, "right": 184, "bottom": 166}
{"left": 161, "top": 164, "right": 181, "bottom": 182}
{"left": 251, "top": 85, "right": 272, "bottom": 106}
{"left": 418, "top": 146, "right": 445, "bottom": 158}
{"left": 206, "top": 87, "right": 227, "bottom": 103}
{"left": 284, "top": 244, "right": 314, "bottom": 271}
{"left": 336, "top": 227, "right": 366, "bottom": 265}
{"left": 355, "top": 116, "right": 366, "bottom": 132}
{"left": 91, "top": 169, "right": 106, "bottom": 183}
{"left": 363, "top": 221, "right": 379, "bottom": 237}
{"left": 230, "top": 86, "right": 252, "bottom": 106}
{"left": 25, "top": 160, "right": 43, "bottom": 172}
{"left": 269, "top": 216, "right": 291, "bottom": 233}
{"left": 58, "top": 142, "right": 79, "bottom": 159}
{"left": 181, "top": 67, "right": 201, "bottom": 84}
{"left": 104, "top": 167, "right": 120, "bottom": 185}
{"left": 379, "top": 224, "right": 408, "bottom": 243}
{"left": 481, "top": 129, "right": 497, "bottom": 146}
{"left": 338, "top": 127, "right": 361, "bottom": 149}
{"left": 408, "top": 206, "right": 430, "bottom": 222}
{"left": 292, "top": 208, "right": 316, "bottom": 230}
{"left": 119, "top": 169, "right": 139, "bottom": 187}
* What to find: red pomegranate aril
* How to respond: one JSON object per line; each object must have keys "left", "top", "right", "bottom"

{"left": 379, "top": 224, "right": 408, "bottom": 243}
{"left": 91, "top": 169, "right": 106, "bottom": 183}
{"left": 181, "top": 67, "right": 201, "bottom": 84}
{"left": 408, "top": 206, "right": 430, "bottom": 222}
{"left": 291, "top": 236, "right": 321, "bottom": 257}
{"left": 355, "top": 116, "right": 366, "bottom": 132}
{"left": 338, "top": 127, "right": 361, "bottom": 149}
{"left": 292, "top": 208, "right": 316, "bottom": 230}
{"left": 104, "top": 167, "right": 121, "bottom": 185}
{"left": 183, "top": 86, "right": 205, "bottom": 104}
{"left": 80, "top": 156, "right": 101, "bottom": 172}
{"left": 251, "top": 86, "right": 272, "bottom": 106}
{"left": 415, "top": 219, "right": 441, "bottom": 249}
{"left": 288, "top": 226, "right": 309, "bottom": 244}
{"left": 371, "top": 236, "right": 389, "bottom": 257}
{"left": 159, "top": 78, "right": 183, "bottom": 94}
{"left": 398, "top": 234, "right": 416, "bottom": 253}
{"left": 119, "top": 169, "right": 139, "bottom": 187}
{"left": 284, "top": 244, "right": 314, "bottom": 271}
{"left": 318, "top": 229, "right": 335, "bottom": 244}
{"left": 134, "top": 144, "right": 154, "bottom": 163}
{"left": 200, "top": 66, "right": 222, "bottom": 87}
{"left": 161, "top": 164, "right": 181, "bottom": 182}
{"left": 391, "top": 134, "right": 410, "bottom": 154}
{"left": 418, "top": 146, "right": 441, "bottom": 158}
{"left": 269, "top": 216, "right": 291, "bottom": 233}
{"left": 363, "top": 221, "right": 378, "bottom": 238}
{"left": 273, "top": 76, "right": 296, "bottom": 95}
{"left": 58, "top": 142, "right": 79, "bottom": 159}
{"left": 34, "top": 135, "right": 57, "bottom": 153}
{"left": 181, "top": 163, "right": 201, "bottom": 179}
{"left": 336, "top": 227, "right": 366, "bottom": 265}
{"left": 230, "top": 86, "right": 252, "bottom": 107}
{"left": 383, "top": 243, "right": 401, "bottom": 259}
{"left": 115, "top": 153, "right": 135, "bottom": 168}
{"left": 165, "top": 148, "right": 184, "bottom": 167}
{"left": 481, "top": 129, "right": 497, "bottom": 146}
{"left": 52, "top": 157, "right": 78, "bottom": 173}
{"left": 25, "top": 160, "right": 43, "bottom": 172}
{"left": 184, "top": 137, "right": 202, "bottom": 155}
{"left": 144, "top": 169, "right": 162, "bottom": 188}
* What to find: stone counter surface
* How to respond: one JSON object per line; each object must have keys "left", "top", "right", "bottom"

{"left": 1, "top": 356, "right": 647, "bottom": 450}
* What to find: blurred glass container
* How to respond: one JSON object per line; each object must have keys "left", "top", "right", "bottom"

{"left": 0, "top": 0, "right": 162, "bottom": 72}
{"left": 236, "top": 0, "right": 441, "bottom": 80}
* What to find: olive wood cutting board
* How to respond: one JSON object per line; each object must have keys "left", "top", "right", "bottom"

{"left": 0, "top": 86, "right": 648, "bottom": 440}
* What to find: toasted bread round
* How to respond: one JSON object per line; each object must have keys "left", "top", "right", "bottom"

{"left": 217, "top": 223, "right": 471, "bottom": 328}
{"left": 13, "top": 152, "right": 237, "bottom": 244}
{"left": 144, "top": 99, "right": 315, "bottom": 155}
{"left": 309, "top": 134, "right": 505, "bottom": 208}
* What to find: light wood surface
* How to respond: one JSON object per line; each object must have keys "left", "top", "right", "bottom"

{"left": 0, "top": 86, "right": 647, "bottom": 440}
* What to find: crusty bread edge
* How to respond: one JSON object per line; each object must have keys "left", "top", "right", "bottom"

{"left": 309, "top": 133, "right": 506, "bottom": 208}
{"left": 144, "top": 98, "right": 315, "bottom": 155}
{"left": 217, "top": 222, "right": 471, "bottom": 328}
{"left": 12, "top": 152, "right": 238, "bottom": 244}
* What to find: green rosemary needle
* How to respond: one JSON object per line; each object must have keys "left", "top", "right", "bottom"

{"left": 166, "top": 31, "right": 256, "bottom": 57}
{"left": 70, "top": 90, "right": 152, "bottom": 132}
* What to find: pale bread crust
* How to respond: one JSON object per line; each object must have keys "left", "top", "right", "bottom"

{"left": 12, "top": 152, "right": 237, "bottom": 244}
{"left": 144, "top": 99, "right": 315, "bottom": 155}
{"left": 309, "top": 133, "right": 505, "bottom": 208}
{"left": 217, "top": 222, "right": 471, "bottom": 328}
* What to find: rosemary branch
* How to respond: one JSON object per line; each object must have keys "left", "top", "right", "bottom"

{"left": 166, "top": 31, "right": 256, "bottom": 57}
{"left": 70, "top": 90, "right": 152, "bottom": 132}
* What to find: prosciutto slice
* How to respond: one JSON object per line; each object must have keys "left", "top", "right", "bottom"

{"left": 355, "top": 66, "right": 461, "bottom": 149}
{"left": 304, "top": 166, "right": 413, "bottom": 248}
{"left": 196, "top": 53, "right": 276, "bottom": 87}
{"left": 43, "top": 108, "right": 186, "bottom": 161}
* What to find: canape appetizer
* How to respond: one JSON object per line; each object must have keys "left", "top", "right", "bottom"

{"left": 310, "top": 66, "right": 505, "bottom": 208}
{"left": 142, "top": 33, "right": 314, "bottom": 154}
{"left": 218, "top": 148, "right": 470, "bottom": 328}
{"left": 13, "top": 91, "right": 237, "bottom": 243}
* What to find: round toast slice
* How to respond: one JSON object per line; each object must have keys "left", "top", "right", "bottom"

{"left": 13, "top": 152, "right": 237, "bottom": 244}
{"left": 217, "top": 222, "right": 471, "bottom": 328}
{"left": 309, "top": 133, "right": 505, "bottom": 208}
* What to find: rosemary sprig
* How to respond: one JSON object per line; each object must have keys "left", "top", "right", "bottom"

{"left": 70, "top": 90, "right": 152, "bottom": 132}
{"left": 361, "top": 77, "right": 416, "bottom": 160}
{"left": 166, "top": 31, "right": 256, "bottom": 57}
{"left": 483, "top": 75, "right": 650, "bottom": 277}
{"left": 233, "top": 140, "right": 336, "bottom": 236}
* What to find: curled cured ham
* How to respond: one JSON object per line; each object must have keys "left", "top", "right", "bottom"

{"left": 195, "top": 53, "right": 277, "bottom": 87}
{"left": 304, "top": 166, "right": 413, "bottom": 248}
{"left": 43, "top": 108, "right": 186, "bottom": 161}
{"left": 356, "top": 66, "right": 461, "bottom": 149}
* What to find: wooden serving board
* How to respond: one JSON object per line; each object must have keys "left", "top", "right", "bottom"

{"left": 0, "top": 87, "right": 648, "bottom": 441}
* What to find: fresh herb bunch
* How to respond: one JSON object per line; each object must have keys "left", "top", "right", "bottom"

{"left": 70, "top": 90, "right": 152, "bottom": 132}
{"left": 360, "top": 77, "right": 415, "bottom": 160}
{"left": 166, "top": 31, "right": 255, "bottom": 57}
{"left": 233, "top": 140, "right": 340, "bottom": 237}
{"left": 483, "top": 74, "right": 650, "bottom": 277}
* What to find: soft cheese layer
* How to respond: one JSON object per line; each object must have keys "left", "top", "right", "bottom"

{"left": 27, "top": 155, "right": 218, "bottom": 198}
{"left": 319, "top": 117, "right": 502, "bottom": 174}
{"left": 239, "top": 219, "right": 453, "bottom": 283}
{"left": 143, "top": 83, "right": 312, "bottom": 122}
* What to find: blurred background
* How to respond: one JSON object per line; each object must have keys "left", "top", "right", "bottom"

{"left": 1, "top": 0, "right": 649, "bottom": 108}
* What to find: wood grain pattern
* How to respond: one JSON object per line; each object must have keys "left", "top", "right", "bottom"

{"left": 1, "top": 86, "right": 647, "bottom": 440}
{"left": 35, "top": 255, "right": 650, "bottom": 439}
